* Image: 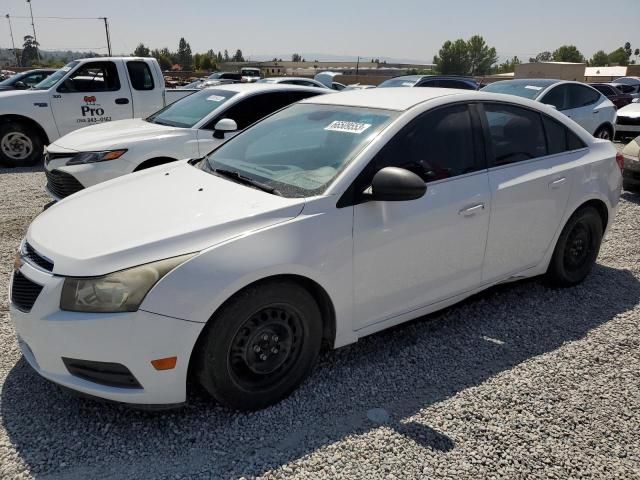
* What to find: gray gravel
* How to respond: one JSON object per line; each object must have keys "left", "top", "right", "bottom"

{"left": 1, "top": 158, "right": 639, "bottom": 480}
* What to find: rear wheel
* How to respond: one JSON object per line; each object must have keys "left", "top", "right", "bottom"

{"left": 546, "top": 206, "right": 603, "bottom": 287}
{"left": 0, "top": 122, "right": 43, "bottom": 167}
{"left": 594, "top": 125, "right": 613, "bottom": 141}
{"left": 194, "top": 280, "right": 322, "bottom": 410}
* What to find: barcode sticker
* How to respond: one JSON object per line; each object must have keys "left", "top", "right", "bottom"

{"left": 325, "top": 121, "right": 371, "bottom": 134}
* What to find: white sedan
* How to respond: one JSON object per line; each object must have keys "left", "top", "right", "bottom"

{"left": 44, "top": 83, "right": 327, "bottom": 200}
{"left": 10, "top": 88, "right": 622, "bottom": 410}
{"left": 482, "top": 79, "right": 617, "bottom": 139}
{"left": 615, "top": 102, "right": 640, "bottom": 138}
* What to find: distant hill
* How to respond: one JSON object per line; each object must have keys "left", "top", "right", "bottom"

{"left": 0, "top": 48, "right": 102, "bottom": 67}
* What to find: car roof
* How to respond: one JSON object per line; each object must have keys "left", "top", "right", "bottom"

{"left": 202, "top": 83, "right": 327, "bottom": 96}
{"left": 301, "top": 87, "right": 467, "bottom": 111}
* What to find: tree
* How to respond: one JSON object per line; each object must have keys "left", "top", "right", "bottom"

{"left": 608, "top": 47, "right": 629, "bottom": 66}
{"left": 194, "top": 53, "right": 202, "bottom": 70}
{"left": 589, "top": 50, "right": 609, "bottom": 67}
{"left": 133, "top": 43, "right": 150, "bottom": 57}
{"left": 552, "top": 45, "right": 585, "bottom": 63}
{"left": 466, "top": 35, "right": 498, "bottom": 75}
{"left": 635, "top": 48, "right": 640, "bottom": 62}
{"left": 529, "top": 51, "right": 552, "bottom": 63}
{"left": 232, "top": 49, "right": 244, "bottom": 62}
{"left": 224, "top": 50, "right": 230, "bottom": 62}
{"left": 21, "top": 35, "right": 39, "bottom": 67}
{"left": 433, "top": 35, "right": 497, "bottom": 75}
{"left": 624, "top": 42, "right": 632, "bottom": 60}
{"left": 201, "top": 55, "right": 213, "bottom": 70}
{"left": 496, "top": 56, "right": 521, "bottom": 74}
{"left": 291, "top": 53, "right": 302, "bottom": 62}
{"left": 433, "top": 39, "right": 470, "bottom": 75}
{"left": 177, "top": 37, "right": 192, "bottom": 69}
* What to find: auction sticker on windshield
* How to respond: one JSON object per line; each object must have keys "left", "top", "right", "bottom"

{"left": 207, "top": 95, "right": 226, "bottom": 102}
{"left": 325, "top": 121, "right": 371, "bottom": 134}
{"left": 525, "top": 85, "right": 543, "bottom": 91}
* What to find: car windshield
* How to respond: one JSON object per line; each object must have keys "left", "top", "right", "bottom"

{"left": 32, "top": 62, "right": 78, "bottom": 90}
{"left": 146, "top": 89, "right": 237, "bottom": 128}
{"left": 378, "top": 77, "right": 419, "bottom": 88}
{"left": 204, "top": 103, "right": 397, "bottom": 198}
{"left": 481, "top": 80, "right": 556, "bottom": 99}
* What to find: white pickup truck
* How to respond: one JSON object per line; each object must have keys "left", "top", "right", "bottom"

{"left": 0, "top": 57, "right": 194, "bottom": 167}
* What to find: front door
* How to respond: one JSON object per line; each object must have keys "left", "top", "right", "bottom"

{"left": 50, "top": 60, "right": 133, "bottom": 137}
{"left": 352, "top": 104, "right": 490, "bottom": 329}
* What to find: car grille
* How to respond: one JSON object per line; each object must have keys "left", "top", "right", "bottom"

{"left": 45, "top": 169, "right": 85, "bottom": 199}
{"left": 617, "top": 116, "right": 640, "bottom": 126}
{"left": 11, "top": 271, "right": 44, "bottom": 312}
{"left": 23, "top": 242, "right": 54, "bottom": 272}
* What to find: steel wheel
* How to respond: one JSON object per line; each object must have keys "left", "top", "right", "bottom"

{"left": 562, "top": 222, "right": 594, "bottom": 273}
{"left": 228, "top": 305, "right": 304, "bottom": 391}
{"left": 1, "top": 131, "right": 33, "bottom": 161}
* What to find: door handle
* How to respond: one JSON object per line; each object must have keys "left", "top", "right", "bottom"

{"left": 115, "top": 98, "right": 130, "bottom": 104}
{"left": 458, "top": 203, "right": 485, "bottom": 217}
{"left": 549, "top": 177, "right": 566, "bottom": 189}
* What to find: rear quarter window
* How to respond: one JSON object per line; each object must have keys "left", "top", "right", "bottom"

{"left": 127, "top": 61, "right": 154, "bottom": 91}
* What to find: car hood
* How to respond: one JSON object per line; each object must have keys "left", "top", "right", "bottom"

{"left": 51, "top": 118, "right": 186, "bottom": 151}
{"left": 617, "top": 102, "right": 640, "bottom": 118}
{"left": 27, "top": 161, "right": 306, "bottom": 276}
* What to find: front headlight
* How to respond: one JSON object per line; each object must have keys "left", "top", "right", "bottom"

{"left": 60, "top": 254, "right": 194, "bottom": 313}
{"left": 66, "top": 150, "right": 127, "bottom": 165}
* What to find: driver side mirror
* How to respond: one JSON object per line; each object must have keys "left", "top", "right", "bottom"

{"left": 213, "top": 118, "right": 238, "bottom": 139}
{"left": 14, "top": 81, "right": 27, "bottom": 89}
{"left": 368, "top": 167, "right": 426, "bottom": 202}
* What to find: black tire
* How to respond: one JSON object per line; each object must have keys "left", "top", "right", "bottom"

{"left": 194, "top": 280, "right": 322, "bottom": 411}
{"left": 0, "top": 122, "right": 44, "bottom": 167}
{"left": 623, "top": 180, "right": 640, "bottom": 193}
{"left": 593, "top": 125, "right": 613, "bottom": 141}
{"left": 546, "top": 206, "right": 603, "bottom": 287}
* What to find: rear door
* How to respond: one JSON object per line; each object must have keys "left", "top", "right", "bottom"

{"left": 125, "top": 60, "right": 164, "bottom": 117}
{"left": 50, "top": 60, "right": 133, "bottom": 136}
{"left": 195, "top": 90, "right": 324, "bottom": 155}
{"left": 480, "top": 102, "right": 585, "bottom": 281}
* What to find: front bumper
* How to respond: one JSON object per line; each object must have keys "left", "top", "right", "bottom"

{"left": 9, "top": 261, "right": 204, "bottom": 406}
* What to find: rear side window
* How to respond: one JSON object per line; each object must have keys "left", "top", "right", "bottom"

{"left": 373, "top": 104, "right": 479, "bottom": 182}
{"left": 567, "top": 85, "right": 600, "bottom": 109}
{"left": 483, "top": 103, "right": 547, "bottom": 166}
{"left": 543, "top": 116, "right": 587, "bottom": 155}
{"left": 127, "top": 61, "right": 154, "bottom": 90}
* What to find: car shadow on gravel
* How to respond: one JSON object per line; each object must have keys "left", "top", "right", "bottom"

{"left": 0, "top": 165, "right": 43, "bottom": 175}
{"left": 2, "top": 264, "right": 639, "bottom": 479}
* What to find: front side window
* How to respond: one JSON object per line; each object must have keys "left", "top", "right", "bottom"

{"left": 127, "top": 61, "right": 154, "bottom": 90}
{"left": 483, "top": 103, "right": 547, "bottom": 166}
{"left": 208, "top": 92, "right": 303, "bottom": 130}
{"left": 33, "top": 62, "right": 79, "bottom": 90}
{"left": 204, "top": 104, "right": 397, "bottom": 197}
{"left": 147, "top": 88, "right": 237, "bottom": 128}
{"left": 58, "top": 61, "right": 120, "bottom": 92}
{"left": 540, "top": 85, "right": 569, "bottom": 110}
{"left": 371, "top": 104, "right": 479, "bottom": 182}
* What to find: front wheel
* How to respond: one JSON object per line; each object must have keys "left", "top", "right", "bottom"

{"left": 546, "top": 206, "right": 603, "bottom": 287}
{"left": 0, "top": 122, "right": 44, "bottom": 167}
{"left": 194, "top": 280, "right": 322, "bottom": 410}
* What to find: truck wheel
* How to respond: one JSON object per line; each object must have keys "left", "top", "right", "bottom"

{"left": 0, "top": 122, "right": 43, "bottom": 167}
{"left": 194, "top": 280, "right": 322, "bottom": 411}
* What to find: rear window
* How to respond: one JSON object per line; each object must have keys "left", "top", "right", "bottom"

{"left": 127, "top": 61, "right": 154, "bottom": 90}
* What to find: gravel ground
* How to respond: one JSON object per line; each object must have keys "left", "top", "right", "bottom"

{"left": 0, "top": 158, "right": 639, "bottom": 479}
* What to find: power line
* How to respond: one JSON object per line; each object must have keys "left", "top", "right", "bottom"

{"left": 6, "top": 15, "right": 106, "bottom": 20}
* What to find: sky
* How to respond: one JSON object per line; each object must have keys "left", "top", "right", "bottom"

{"left": 2, "top": 0, "right": 639, "bottom": 63}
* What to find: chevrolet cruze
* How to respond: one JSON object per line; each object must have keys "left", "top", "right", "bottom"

{"left": 9, "top": 88, "right": 622, "bottom": 410}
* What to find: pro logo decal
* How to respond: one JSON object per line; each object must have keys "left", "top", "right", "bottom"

{"left": 77, "top": 96, "right": 112, "bottom": 124}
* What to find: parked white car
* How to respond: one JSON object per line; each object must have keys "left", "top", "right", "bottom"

{"left": 0, "top": 57, "right": 194, "bottom": 167}
{"left": 614, "top": 102, "right": 640, "bottom": 138}
{"left": 482, "top": 79, "right": 617, "bottom": 139}
{"left": 44, "top": 83, "right": 327, "bottom": 200}
{"left": 10, "top": 88, "right": 622, "bottom": 410}
{"left": 621, "top": 135, "right": 640, "bottom": 191}
{"left": 613, "top": 76, "right": 640, "bottom": 100}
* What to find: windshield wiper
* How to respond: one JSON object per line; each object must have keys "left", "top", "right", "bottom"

{"left": 213, "top": 168, "right": 282, "bottom": 196}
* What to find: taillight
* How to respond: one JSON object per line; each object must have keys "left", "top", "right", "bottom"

{"left": 616, "top": 152, "right": 625, "bottom": 171}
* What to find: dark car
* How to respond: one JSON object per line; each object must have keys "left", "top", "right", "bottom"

{"left": 378, "top": 75, "right": 479, "bottom": 90}
{"left": 0, "top": 68, "right": 56, "bottom": 91}
{"left": 589, "top": 83, "right": 633, "bottom": 109}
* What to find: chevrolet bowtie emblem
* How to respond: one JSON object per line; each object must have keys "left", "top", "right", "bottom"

{"left": 13, "top": 252, "right": 23, "bottom": 273}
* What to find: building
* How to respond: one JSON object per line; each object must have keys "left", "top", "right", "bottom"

{"left": 515, "top": 62, "right": 586, "bottom": 81}
{"left": 585, "top": 65, "right": 640, "bottom": 82}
